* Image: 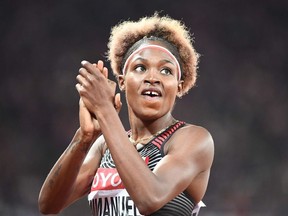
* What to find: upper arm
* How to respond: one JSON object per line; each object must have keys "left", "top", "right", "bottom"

{"left": 152, "top": 125, "right": 214, "bottom": 203}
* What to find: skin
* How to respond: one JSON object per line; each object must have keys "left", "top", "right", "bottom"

{"left": 38, "top": 42, "right": 214, "bottom": 215}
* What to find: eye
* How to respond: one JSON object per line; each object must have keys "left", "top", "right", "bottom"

{"left": 134, "top": 65, "right": 146, "bottom": 73}
{"left": 160, "top": 68, "right": 172, "bottom": 76}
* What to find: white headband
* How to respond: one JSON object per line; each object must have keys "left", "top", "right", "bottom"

{"left": 122, "top": 44, "right": 182, "bottom": 80}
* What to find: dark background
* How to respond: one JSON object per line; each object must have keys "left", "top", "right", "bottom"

{"left": 1, "top": 0, "right": 287, "bottom": 215}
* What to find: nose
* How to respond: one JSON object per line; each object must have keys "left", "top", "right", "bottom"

{"left": 144, "top": 69, "right": 160, "bottom": 85}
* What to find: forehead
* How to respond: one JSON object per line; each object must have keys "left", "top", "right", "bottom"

{"left": 128, "top": 45, "right": 178, "bottom": 64}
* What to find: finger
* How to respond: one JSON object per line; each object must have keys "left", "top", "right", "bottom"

{"left": 79, "top": 97, "right": 85, "bottom": 107}
{"left": 76, "top": 74, "right": 91, "bottom": 87}
{"left": 82, "top": 60, "right": 105, "bottom": 80}
{"left": 108, "top": 79, "right": 116, "bottom": 93}
{"left": 81, "top": 60, "right": 94, "bottom": 74}
{"left": 103, "top": 67, "right": 108, "bottom": 78}
{"left": 79, "top": 67, "right": 96, "bottom": 85}
{"left": 114, "top": 93, "right": 122, "bottom": 113}
{"left": 79, "top": 67, "right": 91, "bottom": 80}
{"left": 75, "top": 83, "right": 85, "bottom": 94}
{"left": 96, "top": 60, "right": 107, "bottom": 78}
{"left": 79, "top": 98, "right": 90, "bottom": 116}
{"left": 79, "top": 98, "right": 94, "bottom": 129}
{"left": 97, "top": 60, "right": 104, "bottom": 71}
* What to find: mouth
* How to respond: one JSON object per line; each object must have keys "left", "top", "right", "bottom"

{"left": 141, "top": 88, "right": 162, "bottom": 98}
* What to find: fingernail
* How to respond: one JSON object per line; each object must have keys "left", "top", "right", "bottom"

{"left": 81, "top": 60, "right": 87, "bottom": 65}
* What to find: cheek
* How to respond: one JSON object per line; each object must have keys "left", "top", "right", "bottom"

{"left": 162, "top": 84, "right": 178, "bottom": 107}
{"left": 125, "top": 76, "right": 140, "bottom": 100}
{"left": 125, "top": 76, "right": 138, "bottom": 92}
{"left": 166, "top": 81, "right": 179, "bottom": 96}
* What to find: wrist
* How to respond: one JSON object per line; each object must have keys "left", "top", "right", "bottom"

{"left": 75, "top": 128, "right": 98, "bottom": 148}
{"left": 94, "top": 104, "right": 116, "bottom": 121}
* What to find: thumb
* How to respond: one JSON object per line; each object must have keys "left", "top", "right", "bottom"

{"left": 114, "top": 93, "right": 122, "bottom": 113}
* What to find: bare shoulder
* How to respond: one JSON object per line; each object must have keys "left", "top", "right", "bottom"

{"left": 166, "top": 123, "right": 214, "bottom": 168}
{"left": 182, "top": 124, "right": 214, "bottom": 148}
{"left": 169, "top": 123, "right": 214, "bottom": 148}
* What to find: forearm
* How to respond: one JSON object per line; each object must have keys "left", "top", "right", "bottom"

{"left": 38, "top": 129, "right": 99, "bottom": 214}
{"left": 96, "top": 106, "right": 159, "bottom": 208}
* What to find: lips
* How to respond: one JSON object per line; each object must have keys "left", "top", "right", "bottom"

{"left": 141, "top": 88, "right": 162, "bottom": 97}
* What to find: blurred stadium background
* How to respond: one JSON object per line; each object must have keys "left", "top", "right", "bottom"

{"left": 0, "top": 0, "right": 287, "bottom": 215}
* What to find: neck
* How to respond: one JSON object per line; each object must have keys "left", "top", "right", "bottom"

{"left": 129, "top": 114, "right": 177, "bottom": 143}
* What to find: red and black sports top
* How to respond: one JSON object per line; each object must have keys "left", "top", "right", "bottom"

{"left": 88, "top": 121, "right": 202, "bottom": 216}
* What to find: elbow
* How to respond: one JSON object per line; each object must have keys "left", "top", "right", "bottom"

{"left": 138, "top": 207, "right": 157, "bottom": 216}
{"left": 136, "top": 196, "right": 163, "bottom": 215}
{"left": 133, "top": 187, "right": 168, "bottom": 215}
{"left": 38, "top": 196, "right": 61, "bottom": 215}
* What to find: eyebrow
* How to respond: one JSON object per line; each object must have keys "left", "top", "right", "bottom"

{"left": 122, "top": 44, "right": 182, "bottom": 80}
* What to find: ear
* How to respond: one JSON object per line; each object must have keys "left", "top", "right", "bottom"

{"left": 118, "top": 74, "right": 125, "bottom": 91}
{"left": 176, "top": 80, "right": 184, "bottom": 97}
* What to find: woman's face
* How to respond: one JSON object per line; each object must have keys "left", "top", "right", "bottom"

{"left": 119, "top": 43, "right": 183, "bottom": 120}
